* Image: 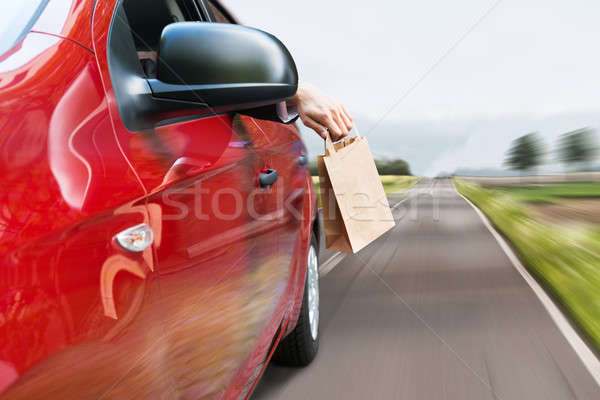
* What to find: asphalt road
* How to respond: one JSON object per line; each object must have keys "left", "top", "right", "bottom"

{"left": 253, "top": 178, "right": 600, "bottom": 399}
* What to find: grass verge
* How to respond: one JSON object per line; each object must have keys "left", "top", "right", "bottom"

{"left": 493, "top": 182, "right": 600, "bottom": 204}
{"left": 379, "top": 175, "right": 420, "bottom": 194}
{"left": 311, "top": 175, "right": 419, "bottom": 207}
{"left": 454, "top": 178, "right": 600, "bottom": 351}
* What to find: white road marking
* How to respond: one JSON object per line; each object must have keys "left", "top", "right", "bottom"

{"left": 319, "top": 252, "right": 346, "bottom": 277}
{"left": 455, "top": 183, "right": 600, "bottom": 387}
{"left": 391, "top": 193, "right": 412, "bottom": 210}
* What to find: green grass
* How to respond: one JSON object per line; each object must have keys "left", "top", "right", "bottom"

{"left": 380, "top": 175, "right": 420, "bottom": 194}
{"left": 312, "top": 175, "right": 419, "bottom": 207}
{"left": 455, "top": 178, "right": 600, "bottom": 351}
{"left": 493, "top": 182, "right": 600, "bottom": 204}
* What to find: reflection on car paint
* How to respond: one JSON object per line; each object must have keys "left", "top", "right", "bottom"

{"left": 0, "top": 0, "right": 317, "bottom": 397}
{"left": 31, "top": 0, "right": 71, "bottom": 38}
{"left": 0, "top": 33, "right": 59, "bottom": 74}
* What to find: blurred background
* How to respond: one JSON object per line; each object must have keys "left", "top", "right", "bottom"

{"left": 226, "top": 0, "right": 600, "bottom": 360}
{"left": 225, "top": 0, "right": 600, "bottom": 177}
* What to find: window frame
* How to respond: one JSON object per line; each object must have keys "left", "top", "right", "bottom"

{"left": 201, "top": 0, "right": 238, "bottom": 24}
{"left": 193, "top": 0, "right": 214, "bottom": 21}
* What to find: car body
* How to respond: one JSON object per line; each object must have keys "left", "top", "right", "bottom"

{"left": 0, "top": 0, "right": 319, "bottom": 398}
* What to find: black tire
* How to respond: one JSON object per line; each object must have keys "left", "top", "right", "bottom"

{"left": 273, "top": 233, "right": 319, "bottom": 366}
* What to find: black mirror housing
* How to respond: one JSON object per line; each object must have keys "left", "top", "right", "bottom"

{"left": 147, "top": 22, "right": 298, "bottom": 111}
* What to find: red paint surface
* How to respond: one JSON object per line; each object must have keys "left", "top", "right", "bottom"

{"left": 0, "top": 0, "right": 316, "bottom": 398}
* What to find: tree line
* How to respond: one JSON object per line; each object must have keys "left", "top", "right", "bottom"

{"left": 505, "top": 128, "right": 597, "bottom": 174}
{"left": 309, "top": 158, "right": 412, "bottom": 176}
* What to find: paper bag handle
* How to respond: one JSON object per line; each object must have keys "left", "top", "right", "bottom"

{"left": 324, "top": 124, "right": 362, "bottom": 155}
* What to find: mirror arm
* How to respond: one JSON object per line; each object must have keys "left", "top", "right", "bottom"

{"left": 147, "top": 79, "right": 296, "bottom": 109}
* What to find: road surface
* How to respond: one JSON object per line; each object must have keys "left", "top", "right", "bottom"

{"left": 254, "top": 179, "right": 600, "bottom": 399}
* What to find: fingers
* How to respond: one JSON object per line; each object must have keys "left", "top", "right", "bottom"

{"left": 292, "top": 81, "right": 354, "bottom": 141}
{"left": 307, "top": 106, "right": 351, "bottom": 141}
{"left": 341, "top": 104, "right": 352, "bottom": 120}
{"left": 339, "top": 105, "right": 353, "bottom": 132}
{"left": 322, "top": 113, "right": 345, "bottom": 141}
{"left": 301, "top": 115, "right": 328, "bottom": 139}
{"left": 332, "top": 109, "right": 349, "bottom": 139}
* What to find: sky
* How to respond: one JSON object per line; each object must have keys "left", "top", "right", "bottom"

{"left": 224, "top": 0, "right": 600, "bottom": 176}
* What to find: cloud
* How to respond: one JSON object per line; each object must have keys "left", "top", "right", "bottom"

{"left": 225, "top": 0, "right": 600, "bottom": 175}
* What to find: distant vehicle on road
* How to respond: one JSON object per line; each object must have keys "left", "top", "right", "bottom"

{"left": 0, "top": 1, "right": 320, "bottom": 398}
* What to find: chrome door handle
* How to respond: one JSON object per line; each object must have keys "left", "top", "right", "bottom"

{"left": 259, "top": 169, "right": 278, "bottom": 188}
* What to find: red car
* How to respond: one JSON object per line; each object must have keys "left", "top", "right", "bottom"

{"left": 0, "top": 0, "right": 320, "bottom": 398}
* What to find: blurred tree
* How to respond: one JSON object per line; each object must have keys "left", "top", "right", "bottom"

{"left": 504, "top": 133, "right": 544, "bottom": 174}
{"left": 375, "top": 159, "right": 412, "bottom": 175}
{"left": 308, "top": 158, "right": 412, "bottom": 176}
{"left": 308, "top": 160, "right": 319, "bottom": 176}
{"left": 557, "top": 128, "right": 597, "bottom": 172}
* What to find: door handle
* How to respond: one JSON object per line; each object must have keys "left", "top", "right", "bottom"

{"left": 298, "top": 154, "right": 308, "bottom": 166}
{"left": 259, "top": 169, "right": 278, "bottom": 188}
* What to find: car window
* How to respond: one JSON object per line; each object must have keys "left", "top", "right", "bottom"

{"left": 123, "top": 0, "right": 204, "bottom": 77}
{"left": 0, "top": 1, "right": 49, "bottom": 57}
{"left": 206, "top": 1, "right": 235, "bottom": 24}
{"left": 124, "top": 0, "right": 203, "bottom": 51}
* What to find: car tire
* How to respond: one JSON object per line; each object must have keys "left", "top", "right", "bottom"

{"left": 273, "top": 233, "right": 320, "bottom": 366}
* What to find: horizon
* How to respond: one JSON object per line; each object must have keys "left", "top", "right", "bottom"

{"left": 224, "top": 0, "right": 600, "bottom": 176}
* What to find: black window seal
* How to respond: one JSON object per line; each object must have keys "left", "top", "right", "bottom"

{"left": 179, "top": 0, "right": 203, "bottom": 21}
{"left": 194, "top": 0, "right": 214, "bottom": 22}
{"left": 94, "top": 0, "right": 205, "bottom": 25}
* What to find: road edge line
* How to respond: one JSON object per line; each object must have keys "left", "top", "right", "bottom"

{"left": 454, "top": 184, "right": 600, "bottom": 387}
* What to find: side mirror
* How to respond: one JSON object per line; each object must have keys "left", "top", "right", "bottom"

{"left": 147, "top": 22, "right": 298, "bottom": 112}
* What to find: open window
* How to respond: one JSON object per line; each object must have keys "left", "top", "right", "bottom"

{"left": 124, "top": 0, "right": 205, "bottom": 50}
{"left": 105, "top": 0, "right": 297, "bottom": 132}
{"left": 122, "top": 0, "right": 206, "bottom": 78}
{"left": 106, "top": 0, "right": 214, "bottom": 130}
{"left": 206, "top": 0, "right": 237, "bottom": 24}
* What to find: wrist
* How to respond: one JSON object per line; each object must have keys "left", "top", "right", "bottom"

{"left": 288, "top": 81, "right": 307, "bottom": 106}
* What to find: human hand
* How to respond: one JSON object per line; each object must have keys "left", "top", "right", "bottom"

{"left": 288, "top": 82, "right": 353, "bottom": 141}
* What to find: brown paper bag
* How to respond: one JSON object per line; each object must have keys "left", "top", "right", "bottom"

{"left": 317, "top": 126, "right": 395, "bottom": 253}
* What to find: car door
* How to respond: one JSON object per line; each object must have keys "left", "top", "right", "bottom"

{"left": 92, "top": 0, "right": 301, "bottom": 397}
{"left": 207, "top": 0, "right": 314, "bottom": 337}
{"left": 0, "top": 10, "right": 165, "bottom": 398}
